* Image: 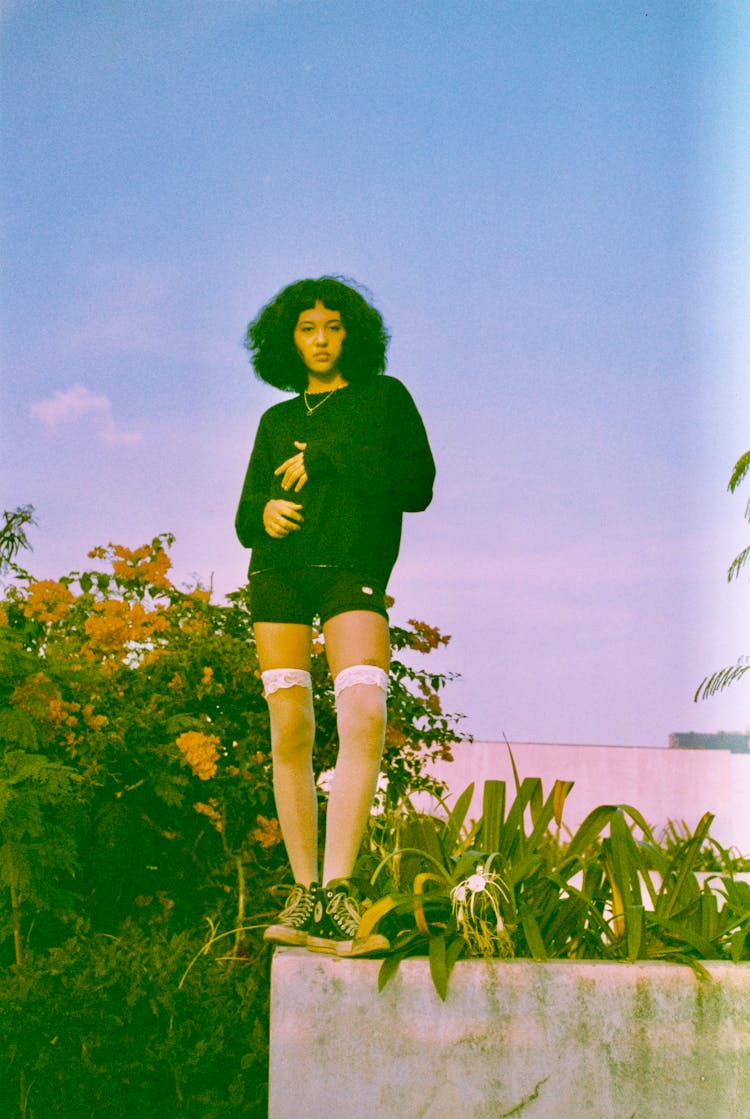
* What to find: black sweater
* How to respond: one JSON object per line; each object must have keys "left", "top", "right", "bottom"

{"left": 235, "top": 375, "right": 435, "bottom": 587}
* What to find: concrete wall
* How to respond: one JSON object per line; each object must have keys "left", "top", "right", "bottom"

{"left": 269, "top": 950, "right": 750, "bottom": 1119}
{"left": 419, "top": 741, "right": 750, "bottom": 855}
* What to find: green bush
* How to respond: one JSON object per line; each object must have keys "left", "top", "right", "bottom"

{"left": 0, "top": 510, "right": 466, "bottom": 1117}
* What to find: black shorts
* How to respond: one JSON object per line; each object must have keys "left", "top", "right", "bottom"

{"left": 248, "top": 566, "right": 389, "bottom": 626}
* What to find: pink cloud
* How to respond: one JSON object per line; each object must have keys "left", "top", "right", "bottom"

{"left": 30, "top": 384, "right": 142, "bottom": 446}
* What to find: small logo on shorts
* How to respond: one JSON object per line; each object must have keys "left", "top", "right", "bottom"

{"left": 361, "top": 586, "right": 373, "bottom": 595}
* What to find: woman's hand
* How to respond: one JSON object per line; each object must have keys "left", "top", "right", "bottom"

{"left": 262, "top": 499, "right": 304, "bottom": 539}
{"left": 275, "top": 441, "right": 308, "bottom": 493}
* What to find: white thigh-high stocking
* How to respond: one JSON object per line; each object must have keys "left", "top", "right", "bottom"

{"left": 322, "top": 665, "right": 388, "bottom": 885}
{"left": 262, "top": 669, "right": 318, "bottom": 887}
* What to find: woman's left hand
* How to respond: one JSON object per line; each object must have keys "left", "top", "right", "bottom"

{"left": 275, "top": 441, "right": 308, "bottom": 492}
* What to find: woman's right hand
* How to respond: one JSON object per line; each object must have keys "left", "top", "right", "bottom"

{"left": 262, "top": 499, "right": 304, "bottom": 539}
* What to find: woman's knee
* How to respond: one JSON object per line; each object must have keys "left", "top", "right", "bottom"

{"left": 263, "top": 671, "right": 315, "bottom": 757}
{"left": 335, "top": 666, "right": 388, "bottom": 742}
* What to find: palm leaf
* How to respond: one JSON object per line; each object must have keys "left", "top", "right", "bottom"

{"left": 727, "top": 544, "right": 750, "bottom": 583}
{"left": 694, "top": 659, "right": 750, "bottom": 701}
{"left": 728, "top": 449, "right": 750, "bottom": 493}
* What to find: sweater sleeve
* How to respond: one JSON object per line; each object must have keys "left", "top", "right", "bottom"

{"left": 304, "top": 378, "right": 435, "bottom": 512}
{"left": 235, "top": 413, "right": 274, "bottom": 548}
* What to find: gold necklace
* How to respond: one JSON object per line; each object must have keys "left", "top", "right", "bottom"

{"left": 304, "top": 388, "right": 338, "bottom": 416}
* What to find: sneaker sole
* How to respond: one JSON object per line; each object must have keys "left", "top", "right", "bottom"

{"left": 264, "top": 925, "right": 309, "bottom": 947}
{"left": 306, "top": 933, "right": 390, "bottom": 958}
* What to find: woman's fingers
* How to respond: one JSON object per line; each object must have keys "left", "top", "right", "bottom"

{"left": 275, "top": 452, "right": 308, "bottom": 492}
{"left": 263, "top": 499, "right": 304, "bottom": 538}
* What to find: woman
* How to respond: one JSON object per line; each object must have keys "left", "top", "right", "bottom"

{"left": 236, "top": 276, "right": 435, "bottom": 957}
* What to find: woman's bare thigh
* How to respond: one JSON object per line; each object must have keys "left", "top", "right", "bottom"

{"left": 254, "top": 622, "right": 313, "bottom": 672}
{"left": 322, "top": 610, "right": 390, "bottom": 679}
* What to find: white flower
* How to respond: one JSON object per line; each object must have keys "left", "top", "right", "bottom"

{"left": 317, "top": 768, "right": 335, "bottom": 794}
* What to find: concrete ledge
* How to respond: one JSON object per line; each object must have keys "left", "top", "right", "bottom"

{"left": 269, "top": 949, "right": 750, "bottom": 1119}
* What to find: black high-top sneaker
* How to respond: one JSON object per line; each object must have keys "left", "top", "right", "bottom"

{"left": 264, "top": 883, "right": 319, "bottom": 947}
{"left": 306, "top": 880, "right": 390, "bottom": 958}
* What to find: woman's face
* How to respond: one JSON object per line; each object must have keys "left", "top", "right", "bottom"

{"left": 293, "top": 301, "right": 346, "bottom": 375}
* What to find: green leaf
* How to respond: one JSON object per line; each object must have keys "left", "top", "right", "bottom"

{"left": 442, "top": 782, "right": 474, "bottom": 856}
{"left": 646, "top": 914, "right": 720, "bottom": 960}
{"left": 564, "top": 805, "right": 616, "bottom": 862}
{"left": 520, "top": 906, "right": 547, "bottom": 960}
{"left": 730, "top": 927, "right": 748, "bottom": 963}
{"left": 728, "top": 449, "right": 750, "bottom": 493}
{"left": 429, "top": 934, "right": 449, "bottom": 1000}
{"left": 478, "top": 780, "right": 505, "bottom": 852}
{"left": 656, "top": 812, "right": 714, "bottom": 920}
{"left": 527, "top": 780, "right": 574, "bottom": 849}
{"left": 626, "top": 905, "right": 644, "bottom": 961}
{"left": 499, "top": 778, "right": 541, "bottom": 859}
{"left": 609, "top": 809, "right": 642, "bottom": 914}
{"left": 378, "top": 953, "right": 403, "bottom": 992}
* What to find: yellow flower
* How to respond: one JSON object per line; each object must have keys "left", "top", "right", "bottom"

{"left": 176, "top": 731, "right": 220, "bottom": 780}
{"left": 201, "top": 666, "right": 214, "bottom": 686}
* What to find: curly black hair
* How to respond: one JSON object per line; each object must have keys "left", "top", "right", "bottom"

{"left": 245, "top": 275, "right": 389, "bottom": 393}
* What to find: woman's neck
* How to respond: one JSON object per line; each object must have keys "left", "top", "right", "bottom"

{"left": 306, "top": 371, "right": 348, "bottom": 394}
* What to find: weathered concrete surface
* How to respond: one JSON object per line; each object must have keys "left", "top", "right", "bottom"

{"left": 269, "top": 951, "right": 750, "bottom": 1119}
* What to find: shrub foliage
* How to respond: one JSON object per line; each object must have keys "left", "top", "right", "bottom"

{"left": 0, "top": 510, "right": 464, "bottom": 1118}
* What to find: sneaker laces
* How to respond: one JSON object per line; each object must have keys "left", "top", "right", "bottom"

{"left": 326, "top": 890, "right": 363, "bottom": 938}
{"left": 279, "top": 884, "right": 315, "bottom": 927}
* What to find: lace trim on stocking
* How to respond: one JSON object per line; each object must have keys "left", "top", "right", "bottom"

{"left": 261, "top": 668, "right": 312, "bottom": 697}
{"left": 333, "top": 664, "right": 389, "bottom": 699}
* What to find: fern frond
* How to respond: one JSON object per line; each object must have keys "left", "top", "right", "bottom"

{"left": 694, "top": 658, "right": 750, "bottom": 702}
{"left": 727, "top": 544, "right": 750, "bottom": 583}
{"left": 728, "top": 450, "right": 750, "bottom": 494}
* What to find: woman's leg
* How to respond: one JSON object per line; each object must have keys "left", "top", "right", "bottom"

{"left": 321, "top": 610, "right": 390, "bottom": 884}
{"left": 254, "top": 622, "right": 318, "bottom": 886}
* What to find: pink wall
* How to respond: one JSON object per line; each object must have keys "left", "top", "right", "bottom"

{"left": 423, "top": 741, "right": 750, "bottom": 856}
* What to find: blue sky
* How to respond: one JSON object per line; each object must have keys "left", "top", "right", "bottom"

{"left": 2, "top": 0, "right": 748, "bottom": 746}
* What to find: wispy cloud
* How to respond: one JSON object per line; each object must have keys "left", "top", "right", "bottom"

{"left": 30, "top": 384, "right": 142, "bottom": 446}
{"left": 61, "top": 261, "right": 183, "bottom": 360}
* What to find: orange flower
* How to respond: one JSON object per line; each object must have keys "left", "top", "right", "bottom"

{"left": 22, "top": 580, "right": 75, "bottom": 624}
{"left": 176, "top": 730, "right": 220, "bottom": 780}
{"left": 194, "top": 799, "right": 223, "bottom": 832}
{"left": 406, "top": 619, "right": 450, "bottom": 653}
{"left": 83, "top": 598, "right": 170, "bottom": 660}
{"left": 108, "top": 542, "right": 174, "bottom": 590}
{"left": 250, "top": 815, "right": 282, "bottom": 849}
{"left": 82, "top": 704, "right": 107, "bottom": 731}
